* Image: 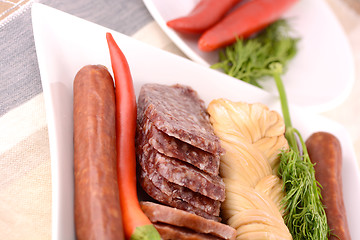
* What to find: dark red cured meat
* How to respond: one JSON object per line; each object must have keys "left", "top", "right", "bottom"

{"left": 306, "top": 132, "right": 351, "bottom": 240}
{"left": 140, "top": 201, "right": 236, "bottom": 240}
{"left": 139, "top": 171, "right": 221, "bottom": 222}
{"left": 137, "top": 83, "right": 222, "bottom": 155}
{"left": 73, "top": 65, "right": 124, "bottom": 240}
{"left": 152, "top": 223, "right": 222, "bottom": 240}
{"left": 140, "top": 116, "right": 220, "bottom": 176}
{"left": 136, "top": 131, "right": 221, "bottom": 216}
{"left": 137, "top": 132, "right": 225, "bottom": 202}
{"left": 154, "top": 152, "right": 225, "bottom": 202}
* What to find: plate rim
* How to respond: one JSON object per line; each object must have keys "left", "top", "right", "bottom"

{"left": 142, "top": 0, "right": 356, "bottom": 114}
{"left": 31, "top": 3, "right": 360, "bottom": 240}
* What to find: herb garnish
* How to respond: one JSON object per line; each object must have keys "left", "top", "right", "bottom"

{"left": 272, "top": 63, "right": 329, "bottom": 239}
{"left": 211, "top": 19, "right": 298, "bottom": 88}
{"left": 211, "top": 19, "right": 330, "bottom": 239}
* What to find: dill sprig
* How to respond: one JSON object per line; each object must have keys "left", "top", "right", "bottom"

{"left": 272, "top": 63, "right": 329, "bottom": 239}
{"left": 278, "top": 147, "right": 329, "bottom": 239}
{"left": 211, "top": 19, "right": 299, "bottom": 88}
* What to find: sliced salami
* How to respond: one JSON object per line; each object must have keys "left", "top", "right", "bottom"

{"left": 154, "top": 152, "right": 225, "bottom": 202}
{"left": 152, "top": 223, "right": 222, "bottom": 240}
{"left": 139, "top": 171, "right": 221, "bottom": 222}
{"left": 137, "top": 83, "right": 222, "bottom": 155}
{"left": 140, "top": 201, "right": 237, "bottom": 240}
{"left": 141, "top": 116, "right": 220, "bottom": 176}
{"left": 138, "top": 133, "right": 225, "bottom": 201}
{"left": 137, "top": 132, "right": 221, "bottom": 216}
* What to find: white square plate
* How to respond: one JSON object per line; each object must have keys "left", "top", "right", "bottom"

{"left": 31, "top": 3, "right": 360, "bottom": 240}
{"left": 143, "top": 0, "right": 355, "bottom": 113}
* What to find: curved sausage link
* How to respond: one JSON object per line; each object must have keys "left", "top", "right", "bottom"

{"left": 306, "top": 132, "right": 351, "bottom": 240}
{"left": 73, "top": 65, "right": 124, "bottom": 240}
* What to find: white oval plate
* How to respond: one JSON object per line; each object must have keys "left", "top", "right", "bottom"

{"left": 143, "top": 0, "right": 355, "bottom": 113}
{"left": 31, "top": 3, "right": 360, "bottom": 240}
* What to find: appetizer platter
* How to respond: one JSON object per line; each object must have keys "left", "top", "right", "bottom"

{"left": 143, "top": 0, "right": 355, "bottom": 113}
{"left": 32, "top": 3, "right": 360, "bottom": 240}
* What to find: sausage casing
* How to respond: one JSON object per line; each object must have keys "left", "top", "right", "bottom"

{"left": 73, "top": 65, "right": 124, "bottom": 240}
{"left": 305, "top": 132, "right": 351, "bottom": 240}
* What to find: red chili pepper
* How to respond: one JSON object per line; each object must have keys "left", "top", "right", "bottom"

{"left": 106, "top": 32, "right": 161, "bottom": 240}
{"left": 198, "top": 0, "right": 298, "bottom": 51}
{"left": 166, "top": 0, "right": 242, "bottom": 34}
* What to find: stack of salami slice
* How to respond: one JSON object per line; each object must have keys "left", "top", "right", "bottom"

{"left": 136, "top": 83, "right": 226, "bottom": 223}
{"left": 140, "top": 201, "right": 236, "bottom": 240}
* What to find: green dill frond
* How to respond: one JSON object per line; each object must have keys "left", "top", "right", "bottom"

{"left": 211, "top": 19, "right": 299, "bottom": 88}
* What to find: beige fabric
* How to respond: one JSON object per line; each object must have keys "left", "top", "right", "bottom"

{"left": 0, "top": 0, "right": 33, "bottom": 21}
{"left": 0, "top": 125, "right": 51, "bottom": 240}
{"left": 0, "top": 93, "right": 51, "bottom": 239}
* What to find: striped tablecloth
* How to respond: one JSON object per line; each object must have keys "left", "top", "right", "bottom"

{"left": 0, "top": 0, "right": 359, "bottom": 239}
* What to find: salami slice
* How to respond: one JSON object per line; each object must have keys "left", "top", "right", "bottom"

{"left": 154, "top": 152, "right": 225, "bottom": 202}
{"left": 152, "top": 223, "right": 222, "bottom": 240}
{"left": 140, "top": 201, "right": 237, "bottom": 240}
{"left": 141, "top": 116, "right": 220, "bottom": 176}
{"left": 139, "top": 171, "right": 221, "bottom": 222}
{"left": 137, "top": 83, "right": 222, "bottom": 155}
{"left": 138, "top": 133, "right": 225, "bottom": 201}
{"left": 137, "top": 132, "right": 221, "bottom": 216}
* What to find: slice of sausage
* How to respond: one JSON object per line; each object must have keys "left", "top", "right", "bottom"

{"left": 139, "top": 170, "right": 221, "bottom": 222}
{"left": 136, "top": 121, "right": 225, "bottom": 202}
{"left": 137, "top": 83, "right": 223, "bottom": 155}
{"left": 138, "top": 154, "right": 221, "bottom": 216}
{"left": 73, "top": 65, "right": 124, "bottom": 240}
{"left": 305, "top": 132, "right": 351, "bottom": 240}
{"left": 140, "top": 201, "right": 237, "bottom": 240}
{"left": 154, "top": 152, "right": 226, "bottom": 202}
{"left": 153, "top": 223, "right": 222, "bottom": 240}
{"left": 141, "top": 116, "right": 220, "bottom": 176}
{"left": 136, "top": 128, "right": 222, "bottom": 216}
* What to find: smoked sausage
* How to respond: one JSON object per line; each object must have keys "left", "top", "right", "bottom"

{"left": 73, "top": 65, "right": 124, "bottom": 240}
{"left": 305, "top": 132, "right": 351, "bottom": 240}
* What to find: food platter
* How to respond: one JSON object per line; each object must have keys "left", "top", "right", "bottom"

{"left": 31, "top": 3, "right": 360, "bottom": 240}
{"left": 142, "top": 0, "right": 355, "bottom": 113}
